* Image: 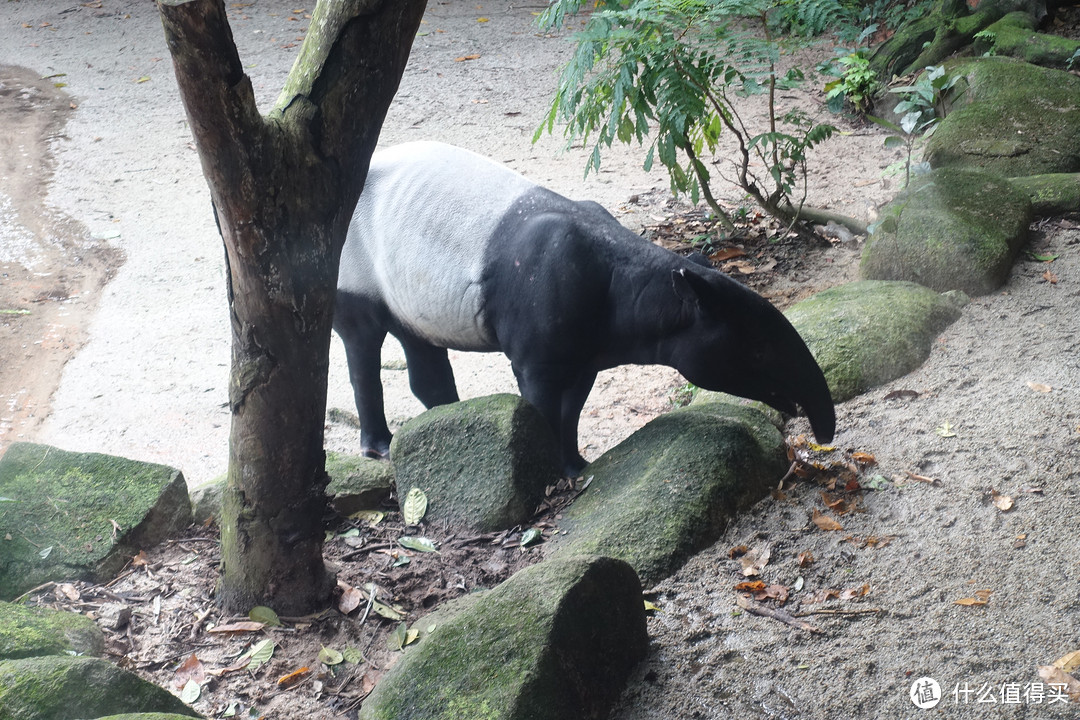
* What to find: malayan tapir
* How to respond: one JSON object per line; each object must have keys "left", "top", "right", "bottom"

{"left": 334, "top": 141, "right": 835, "bottom": 476}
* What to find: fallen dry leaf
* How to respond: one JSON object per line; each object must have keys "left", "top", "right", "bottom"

{"left": 1038, "top": 665, "right": 1080, "bottom": 701}
{"left": 454, "top": 53, "right": 481, "bottom": 62}
{"left": 850, "top": 451, "right": 877, "bottom": 465}
{"left": 1043, "top": 270, "right": 1059, "bottom": 284}
{"left": 991, "top": 489, "right": 1014, "bottom": 512}
{"left": 338, "top": 582, "right": 365, "bottom": 615}
{"left": 839, "top": 583, "right": 870, "bottom": 600}
{"left": 277, "top": 666, "right": 310, "bottom": 688}
{"left": 797, "top": 551, "right": 815, "bottom": 567}
{"left": 739, "top": 545, "right": 771, "bottom": 577}
{"left": 811, "top": 508, "right": 844, "bottom": 531}
{"left": 207, "top": 621, "right": 265, "bottom": 634}
{"left": 173, "top": 653, "right": 206, "bottom": 689}
{"left": 734, "top": 580, "right": 766, "bottom": 592}
{"left": 1055, "top": 650, "right": 1080, "bottom": 674}
{"left": 728, "top": 545, "right": 749, "bottom": 559}
{"left": 954, "top": 597, "right": 988, "bottom": 607}
{"left": 1027, "top": 381, "right": 1052, "bottom": 393}
{"left": 820, "top": 491, "right": 855, "bottom": 516}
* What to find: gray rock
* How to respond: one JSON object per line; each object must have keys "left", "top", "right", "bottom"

{"left": 389, "top": 394, "right": 560, "bottom": 532}
{"left": 0, "top": 655, "right": 198, "bottom": 719}
{"left": 925, "top": 57, "right": 1080, "bottom": 177}
{"left": 325, "top": 452, "right": 394, "bottom": 516}
{"left": 784, "top": 281, "right": 968, "bottom": 402}
{"left": 860, "top": 168, "right": 1031, "bottom": 295}
{"left": 0, "top": 444, "right": 192, "bottom": 602}
{"left": 358, "top": 555, "right": 647, "bottom": 720}
{"left": 547, "top": 403, "right": 786, "bottom": 587}
{"left": 188, "top": 477, "right": 224, "bottom": 526}
{"left": 0, "top": 602, "right": 104, "bottom": 660}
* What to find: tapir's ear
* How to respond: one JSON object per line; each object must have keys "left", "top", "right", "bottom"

{"left": 671, "top": 267, "right": 708, "bottom": 307}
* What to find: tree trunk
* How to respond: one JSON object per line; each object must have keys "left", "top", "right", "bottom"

{"left": 158, "top": 0, "right": 426, "bottom": 614}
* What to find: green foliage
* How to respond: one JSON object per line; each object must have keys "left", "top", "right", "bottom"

{"left": 822, "top": 46, "right": 880, "bottom": 114}
{"left": 537, "top": 0, "right": 836, "bottom": 232}
{"left": 868, "top": 65, "right": 960, "bottom": 189}
{"left": 770, "top": 0, "right": 853, "bottom": 37}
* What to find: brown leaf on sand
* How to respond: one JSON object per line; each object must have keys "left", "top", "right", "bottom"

{"left": 1038, "top": 665, "right": 1080, "bottom": 701}
{"left": 739, "top": 545, "right": 771, "bottom": 577}
{"left": 991, "top": 489, "right": 1014, "bottom": 512}
{"left": 811, "top": 508, "right": 843, "bottom": 531}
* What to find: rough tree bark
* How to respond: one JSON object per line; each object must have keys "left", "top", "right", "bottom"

{"left": 158, "top": 0, "right": 427, "bottom": 614}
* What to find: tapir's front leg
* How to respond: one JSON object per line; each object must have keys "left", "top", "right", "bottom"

{"left": 512, "top": 362, "right": 593, "bottom": 477}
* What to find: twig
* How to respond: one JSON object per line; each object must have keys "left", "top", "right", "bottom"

{"left": 735, "top": 595, "right": 822, "bottom": 633}
{"left": 12, "top": 581, "right": 57, "bottom": 603}
{"left": 793, "top": 608, "right": 882, "bottom": 618}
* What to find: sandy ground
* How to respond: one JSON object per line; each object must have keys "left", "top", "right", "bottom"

{"left": 1, "top": 1, "right": 1078, "bottom": 718}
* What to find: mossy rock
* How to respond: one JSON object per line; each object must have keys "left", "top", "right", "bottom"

{"left": 925, "top": 57, "right": 1080, "bottom": 177}
{"left": 0, "top": 602, "right": 104, "bottom": 660}
{"left": 390, "top": 394, "right": 560, "bottom": 532}
{"left": 0, "top": 443, "right": 191, "bottom": 602}
{"left": 1009, "top": 173, "right": 1080, "bottom": 215}
{"left": 972, "top": 12, "right": 1080, "bottom": 69}
{"left": 783, "top": 281, "right": 968, "bottom": 403}
{"left": 325, "top": 452, "right": 395, "bottom": 516}
{"left": 0, "top": 655, "right": 198, "bottom": 719}
{"left": 358, "top": 555, "right": 647, "bottom": 720}
{"left": 548, "top": 403, "right": 786, "bottom": 587}
{"left": 860, "top": 168, "right": 1031, "bottom": 295}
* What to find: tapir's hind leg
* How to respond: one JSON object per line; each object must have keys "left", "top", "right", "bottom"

{"left": 334, "top": 298, "right": 393, "bottom": 459}
{"left": 398, "top": 335, "right": 460, "bottom": 408}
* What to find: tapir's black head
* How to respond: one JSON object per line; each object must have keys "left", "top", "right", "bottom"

{"left": 670, "top": 267, "right": 836, "bottom": 443}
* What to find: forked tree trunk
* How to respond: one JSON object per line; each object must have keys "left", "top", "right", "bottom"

{"left": 158, "top": 0, "right": 426, "bottom": 614}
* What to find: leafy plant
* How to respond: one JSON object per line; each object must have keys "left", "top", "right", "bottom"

{"left": 537, "top": 0, "right": 837, "bottom": 234}
{"left": 868, "top": 65, "right": 960, "bottom": 187}
{"left": 823, "top": 46, "right": 881, "bottom": 114}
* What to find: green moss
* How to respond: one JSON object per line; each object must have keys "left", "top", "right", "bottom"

{"left": 1009, "top": 173, "right": 1080, "bottom": 215}
{"left": 0, "top": 444, "right": 190, "bottom": 601}
{"left": 861, "top": 168, "right": 1030, "bottom": 294}
{"left": 973, "top": 12, "right": 1080, "bottom": 68}
{"left": 926, "top": 57, "right": 1080, "bottom": 176}
{"left": 358, "top": 556, "right": 647, "bottom": 720}
{"left": 549, "top": 404, "right": 784, "bottom": 586}
{"left": 0, "top": 602, "right": 104, "bottom": 659}
{"left": 390, "top": 394, "right": 560, "bottom": 532}
{"left": 784, "top": 281, "right": 966, "bottom": 402}
{"left": 0, "top": 656, "right": 198, "bottom": 719}
{"left": 324, "top": 452, "right": 394, "bottom": 515}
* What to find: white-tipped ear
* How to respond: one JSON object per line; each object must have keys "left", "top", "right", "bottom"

{"left": 671, "top": 267, "right": 702, "bottom": 306}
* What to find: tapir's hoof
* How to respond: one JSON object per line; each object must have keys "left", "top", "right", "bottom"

{"left": 360, "top": 438, "right": 391, "bottom": 461}
{"left": 562, "top": 454, "right": 588, "bottom": 479}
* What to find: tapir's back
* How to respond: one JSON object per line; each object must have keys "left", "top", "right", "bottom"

{"left": 339, "top": 141, "right": 540, "bottom": 350}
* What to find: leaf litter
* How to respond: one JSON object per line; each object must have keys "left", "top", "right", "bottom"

{"left": 16, "top": 483, "right": 567, "bottom": 718}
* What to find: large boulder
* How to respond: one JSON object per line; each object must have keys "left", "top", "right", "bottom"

{"left": 0, "top": 443, "right": 192, "bottom": 601}
{"left": 784, "top": 281, "right": 968, "bottom": 402}
{"left": 860, "top": 168, "right": 1031, "bottom": 295}
{"left": 0, "top": 655, "right": 198, "bottom": 720}
{"left": 547, "top": 402, "right": 786, "bottom": 587}
{"left": 358, "top": 555, "right": 647, "bottom": 720}
{"left": 389, "top": 394, "right": 560, "bottom": 532}
{"left": 0, "top": 602, "right": 104, "bottom": 660}
{"left": 925, "top": 57, "right": 1080, "bottom": 177}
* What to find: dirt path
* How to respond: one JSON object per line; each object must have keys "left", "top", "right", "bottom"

{"left": 2, "top": 1, "right": 1077, "bottom": 718}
